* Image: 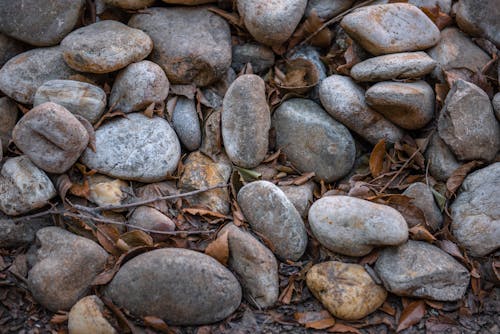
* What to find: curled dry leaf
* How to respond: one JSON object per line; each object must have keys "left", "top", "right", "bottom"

{"left": 94, "top": 110, "right": 127, "bottom": 130}
{"left": 327, "top": 323, "right": 362, "bottom": 333}
{"left": 143, "top": 316, "right": 171, "bottom": 333}
{"left": 369, "top": 139, "right": 386, "bottom": 178}
{"left": 420, "top": 6, "right": 452, "bottom": 30}
{"left": 183, "top": 207, "right": 231, "bottom": 220}
{"left": 69, "top": 178, "right": 91, "bottom": 200}
{"left": 56, "top": 174, "right": 73, "bottom": 201}
{"left": 397, "top": 300, "right": 426, "bottom": 332}
{"left": 294, "top": 310, "right": 336, "bottom": 329}
{"left": 409, "top": 225, "right": 436, "bottom": 243}
{"left": 50, "top": 312, "right": 68, "bottom": 325}
{"left": 118, "top": 230, "right": 154, "bottom": 249}
{"left": 277, "top": 58, "right": 320, "bottom": 94}
{"left": 96, "top": 224, "right": 121, "bottom": 256}
{"left": 437, "top": 240, "right": 466, "bottom": 263}
{"left": 207, "top": 7, "right": 243, "bottom": 29}
{"left": 446, "top": 161, "right": 483, "bottom": 198}
{"left": 205, "top": 231, "right": 229, "bottom": 265}
{"left": 143, "top": 102, "right": 156, "bottom": 118}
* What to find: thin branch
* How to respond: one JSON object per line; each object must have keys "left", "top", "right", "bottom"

{"left": 72, "top": 183, "right": 229, "bottom": 212}
{"left": 379, "top": 148, "right": 421, "bottom": 194}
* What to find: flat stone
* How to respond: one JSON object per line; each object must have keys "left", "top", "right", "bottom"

{"left": 0, "top": 97, "right": 18, "bottom": 152}
{"left": 13, "top": 102, "right": 89, "bottom": 174}
{"left": 425, "top": 133, "right": 461, "bottom": 181}
{"left": 61, "top": 20, "right": 152, "bottom": 73}
{"left": 81, "top": 113, "right": 181, "bottom": 182}
{"left": 0, "top": 214, "right": 52, "bottom": 248}
{"left": 306, "top": 261, "right": 387, "bottom": 320}
{"left": 402, "top": 182, "right": 443, "bottom": 230}
{"left": 34, "top": 80, "right": 106, "bottom": 124}
{"left": 438, "top": 80, "right": 500, "bottom": 161}
{"left": 104, "top": 0, "right": 155, "bottom": 9}
{"left": 427, "top": 27, "right": 491, "bottom": 82}
{"left": 455, "top": 0, "right": 500, "bottom": 47}
{"left": 0, "top": 46, "right": 78, "bottom": 104}
{"left": 340, "top": 3, "right": 440, "bottom": 55}
{"left": 365, "top": 81, "right": 435, "bottom": 130}
{"left": 220, "top": 224, "right": 279, "bottom": 309}
{"left": 161, "top": 0, "right": 216, "bottom": 4}
{"left": 105, "top": 248, "right": 241, "bottom": 325}
{"left": 305, "top": 0, "right": 354, "bottom": 20}
{"left": 109, "top": 60, "right": 169, "bottom": 113}
{"left": 0, "top": 0, "right": 85, "bottom": 46}
{"left": 350, "top": 52, "right": 436, "bottom": 82}
{"left": 231, "top": 43, "right": 275, "bottom": 74}
{"left": 493, "top": 93, "right": 500, "bottom": 120}
{"left": 0, "top": 33, "right": 27, "bottom": 67}
{"left": 273, "top": 98, "right": 355, "bottom": 182}
{"left": 279, "top": 182, "right": 315, "bottom": 219}
{"left": 68, "top": 296, "right": 117, "bottom": 334}
{"left": 375, "top": 240, "right": 470, "bottom": 301}
{"left": 237, "top": 0, "right": 307, "bottom": 46}
{"left": 451, "top": 163, "right": 500, "bottom": 256}
{"left": 128, "top": 206, "right": 176, "bottom": 242}
{"left": 28, "top": 227, "right": 109, "bottom": 311}
{"left": 129, "top": 7, "right": 231, "bottom": 86}
{"left": 319, "top": 75, "right": 404, "bottom": 144}
{"left": 373, "top": 0, "right": 452, "bottom": 14}
{"left": 237, "top": 181, "right": 308, "bottom": 261}
{"left": 178, "top": 151, "right": 232, "bottom": 214}
{"left": 309, "top": 196, "right": 408, "bottom": 256}
{"left": 0, "top": 157, "right": 56, "bottom": 216}
{"left": 171, "top": 97, "right": 202, "bottom": 151}
{"left": 222, "top": 74, "right": 270, "bottom": 168}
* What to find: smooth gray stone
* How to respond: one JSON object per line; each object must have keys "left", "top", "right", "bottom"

{"left": 238, "top": 181, "right": 308, "bottom": 261}
{"left": 105, "top": 248, "right": 242, "bottom": 325}
{"left": 104, "top": 0, "right": 155, "bottom": 9}
{"left": 425, "top": 133, "right": 462, "bottom": 181}
{"left": 451, "top": 163, "right": 500, "bottom": 256}
{"left": 375, "top": 240, "right": 470, "bottom": 301}
{"left": 493, "top": 93, "right": 500, "bottom": 120}
{"left": 305, "top": 0, "right": 354, "bottom": 20}
{"left": 0, "top": 0, "right": 85, "bottom": 46}
{"left": 455, "top": 0, "right": 500, "bottom": 47}
{"left": 273, "top": 98, "right": 355, "bottom": 182}
{"left": 34, "top": 80, "right": 106, "bottom": 124}
{"left": 171, "top": 97, "right": 201, "bottom": 151}
{"left": 279, "top": 182, "right": 315, "bottom": 219}
{"left": 402, "top": 182, "right": 443, "bottom": 230}
{"left": 232, "top": 43, "right": 275, "bottom": 74}
{"left": 350, "top": 52, "right": 436, "bottom": 82}
{"left": 28, "top": 227, "right": 109, "bottom": 311}
{"left": 0, "top": 214, "right": 52, "bottom": 248}
{"left": 0, "top": 33, "right": 27, "bottom": 67}
{"left": 438, "top": 80, "right": 500, "bottom": 161}
{"left": 0, "top": 46, "right": 78, "bottom": 104}
{"left": 372, "top": 0, "right": 452, "bottom": 14}
{"left": 81, "top": 113, "right": 181, "bottom": 182}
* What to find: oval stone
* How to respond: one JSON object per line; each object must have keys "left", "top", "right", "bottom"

{"left": 129, "top": 7, "right": 231, "bottom": 86}
{"left": 13, "top": 102, "right": 90, "bottom": 174}
{"left": 0, "top": 97, "right": 18, "bottom": 152}
{"left": 61, "top": 20, "right": 152, "bottom": 73}
{"left": 273, "top": 98, "right": 355, "bottom": 182}
{"left": 365, "top": 81, "right": 434, "bottom": 130}
{"left": 237, "top": 181, "right": 308, "bottom": 261}
{"left": 68, "top": 296, "right": 117, "bottom": 334}
{"left": 308, "top": 196, "right": 408, "bottom": 256}
{"left": 375, "top": 240, "right": 470, "bottom": 301}
{"left": 306, "top": 261, "right": 387, "bottom": 320}
{"left": 222, "top": 74, "right": 270, "bottom": 168}
{"left": 340, "top": 3, "right": 440, "bottom": 55}
{"left": 350, "top": 52, "right": 436, "bottom": 82}
{"left": 109, "top": 60, "right": 169, "bottom": 113}
{"left": 319, "top": 75, "right": 403, "bottom": 144}
{"left": 34, "top": 80, "right": 106, "bottom": 124}
{"left": 237, "top": 0, "right": 307, "bottom": 46}
{"left": 0, "top": 46, "right": 78, "bottom": 104}
{"left": 171, "top": 97, "right": 202, "bottom": 151}
{"left": 105, "top": 248, "right": 242, "bottom": 325}
{"left": 104, "top": 0, "right": 155, "bottom": 9}
{"left": 425, "top": 133, "right": 461, "bottom": 181}
{"left": 81, "top": 113, "right": 180, "bottom": 182}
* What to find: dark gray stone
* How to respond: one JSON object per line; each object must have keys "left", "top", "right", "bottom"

{"left": 0, "top": 33, "right": 27, "bottom": 67}
{"left": 425, "top": 133, "right": 462, "bottom": 181}
{"left": 171, "top": 97, "right": 201, "bottom": 151}
{"left": 402, "top": 182, "right": 443, "bottom": 230}
{"left": 232, "top": 43, "right": 275, "bottom": 74}
{"left": 0, "top": 97, "right": 18, "bottom": 152}
{"left": 455, "top": 0, "right": 500, "bottom": 47}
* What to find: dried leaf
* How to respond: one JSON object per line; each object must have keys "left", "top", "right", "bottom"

{"left": 119, "top": 230, "right": 154, "bottom": 249}
{"left": 369, "top": 139, "right": 386, "bottom": 177}
{"left": 431, "top": 188, "right": 446, "bottom": 212}
{"left": 234, "top": 166, "right": 262, "bottom": 181}
{"left": 279, "top": 278, "right": 295, "bottom": 304}
{"left": 409, "top": 225, "right": 436, "bottom": 242}
{"left": 143, "top": 316, "right": 171, "bottom": 333}
{"left": 69, "top": 178, "right": 91, "bottom": 199}
{"left": 183, "top": 208, "right": 231, "bottom": 220}
{"left": 96, "top": 224, "right": 121, "bottom": 256}
{"left": 263, "top": 149, "right": 281, "bottom": 163}
{"left": 205, "top": 231, "right": 229, "bottom": 265}
{"left": 294, "top": 310, "right": 335, "bottom": 329}
{"left": 288, "top": 11, "right": 325, "bottom": 50}
{"left": 327, "top": 323, "right": 362, "bottom": 333}
{"left": 94, "top": 110, "right": 127, "bottom": 130}
{"left": 143, "top": 102, "right": 155, "bottom": 118}
{"left": 420, "top": 6, "right": 452, "bottom": 30}
{"left": 293, "top": 172, "right": 315, "bottom": 185}
{"left": 380, "top": 302, "right": 397, "bottom": 316}
{"left": 446, "top": 161, "right": 483, "bottom": 197}
{"left": 437, "top": 240, "right": 466, "bottom": 262}
{"left": 50, "top": 312, "right": 68, "bottom": 324}
{"left": 56, "top": 174, "right": 73, "bottom": 201}
{"left": 397, "top": 300, "right": 426, "bottom": 332}
{"left": 277, "top": 58, "right": 320, "bottom": 94}
{"left": 208, "top": 7, "right": 243, "bottom": 28}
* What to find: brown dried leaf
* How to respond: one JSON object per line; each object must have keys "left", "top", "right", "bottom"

{"left": 69, "top": 179, "right": 91, "bottom": 199}
{"left": 143, "top": 316, "right": 171, "bottom": 333}
{"left": 380, "top": 301, "right": 397, "bottom": 316}
{"left": 96, "top": 224, "right": 121, "bottom": 256}
{"left": 327, "top": 323, "right": 362, "bottom": 333}
{"left": 293, "top": 172, "right": 316, "bottom": 185}
{"left": 437, "top": 240, "right": 466, "bottom": 262}
{"left": 446, "top": 161, "right": 483, "bottom": 198}
{"left": 119, "top": 230, "right": 154, "bottom": 249}
{"left": 397, "top": 300, "right": 426, "bottom": 332}
{"left": 205, "top": 231, "right": 229, "bottom": 265}
{"left": 409, "top": 225, "right": 436, "bottom": 242}
{"left": 279, "top": 278, "right": 295, "bottom": 304}
{"left": 294, "top": 310, "right": 336, "bottom": 329}
{"left": 56, "top": 174, "right": 73, "bottom": 201}
{"left": 287, "top": 11, "right": 325, "bottom": 50}
{"left": 183, "top": 208, "right": 231, "bottom": 220}
{"left": 208, "top": 7, "right": 243, "bottom": 28}
{"left": 278, "top": 58, "right": 320, "bottom": 94}
{"left": 94, "top": 110, "right": 127, "bottom": 130}
{"left": 369, "top": 139, "right": 386, "bottom": 178}
{"left": 50, "top": 312, "right": 68, "bottom": 324}
{"left": 143, "top": 102, "right": 155, "bottom": 118}
{"left": 420, "top": 6, "right": 452, "bottom": 30}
